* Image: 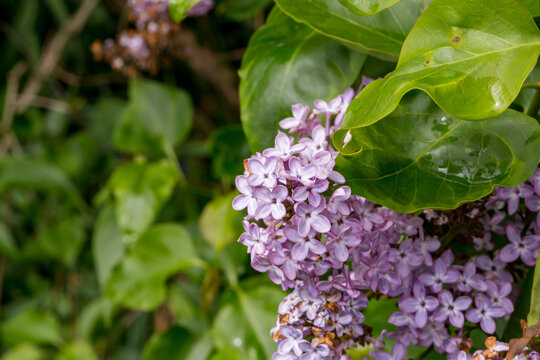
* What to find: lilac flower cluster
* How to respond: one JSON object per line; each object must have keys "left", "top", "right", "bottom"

{"left": 233, "top": 84, "right": 540, "bottom": 359}
{"left": 92, "top": 0, "right": 214, "bottom": 76}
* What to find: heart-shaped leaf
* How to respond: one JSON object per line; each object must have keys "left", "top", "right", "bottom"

{"left": 338, "top": 0, "right": 402, "bottom": 15}
{"left": 239, "top": 8, "right": 365, "bottom": 151}
{"left": 105, "top": 224, "right": 201, "bottom": 310}
{"left": 335, "top": 92, "right": 540, "bottom": 213}
{"left": 340, "top": 0, "right": 540, "bottom": 132}
{"left": 275, "top": 0, "right": 431, "bottom": 61}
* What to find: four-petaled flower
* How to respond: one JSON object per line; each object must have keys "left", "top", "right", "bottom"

{"left": 432, "top": 290, "right": 472, "bottom": 328}
{"left": 399, "top": 282, "right": 438, "bottom": 327}
{"left": 465, "top": 294, "right": 506, "bottom": 334}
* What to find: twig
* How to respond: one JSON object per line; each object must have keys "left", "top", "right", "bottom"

{"left": 16, "top": 96, "right": 72, "bottom": 114}
{"left": 16, "top": 0, "right": 101, "bottom": 114}
{"left": 56, "top": 67, "right": 127, "bottom": 87}
{"left": 1, "top": 62, "right": 27, "bottom": 154}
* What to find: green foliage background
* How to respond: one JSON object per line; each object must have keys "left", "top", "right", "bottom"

{"left": 0, "top": 0, "right": 281, "bottom": 359}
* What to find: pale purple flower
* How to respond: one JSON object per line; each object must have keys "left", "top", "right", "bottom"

{"left": 327, "top": 186, "right": 351, "bottom": 215}
{"left": 247, "top": 157, "right": 278, "bottom": 187}
{"left": 398, "top": 282, "right": 438, "bottom": 327}
{"left": 278, "top": 326, "right": 309, "bottom": 356}
{"left": 300, "top": 125, "right": 328, "bottom": 154}
{"left": 432, "top": 290, "right": 472, "bottom": 328}
{"left": 238, "top": 221, "right": 268, "bottom": 259}
{"left": 292, "top": 179, "right": 329, "bottom": 207}
{"left": 287, "top": 157, "right": 317, "bottom": 186}
{"left": 499, "top": 224, "right": 540, "bottom": 266}
{"left": 456, "top": 262, "right": 487, "bottom": 292}
{"left": 251, "top": 256, "right": 285, "bottom": 284}
{"left": 389, "top": 238, "right": 424, "bottom": 278}
{"left": 295, "top": 202, "right": 331, "bottom": 236}
{"left": 263, "top": 132, "right": 305, "bottom": 159}
{"left": 351, "top": 197, "right": 385, "bottom": 232}
{"left": 479, "top": 212, "right": 506, "bottom": 234}
{"left": 314, "top": 96, "right": 342, "bottom": 115}
{"left": 465, "top": 294, "right": 506, "bottom": 334}
{"left": 254, "top": 185, "right": 288, "bottom": 220}
{"left": 497, "top": 184, "right": 534, "bottom": 214}
{"left": 473, "top": 233, "right": 494, "bottom": 251}
{"left": 327, "top": 229, "right": 363, "bottom": 263}
{"left": 232, "top": 176, "right": 258, "bottom": 214}
{"left": 485, "top": 280, "right": 513, "bottom": 314}
{"left": 280, "top": 104, "right": 310, "bottom": 130}
{"left": 299, "top": 342, "right": 330, "bottom": 360}
{"left": 269, "top": 250, "right": 300, "bottom": 281}
{"left": 371, "top": 343, "right": 406, "bottom": 360}
{"left": 418, "top": 258, "right": 460, "bottom": 293}
{"left": 284, "top": 226, "right": 326, "bottom": 261}
{"left": 414, "top": 235, "right": 440, "bottom": 266}
{"left": 475, "top": 255, "right": 514, "bottom": 283}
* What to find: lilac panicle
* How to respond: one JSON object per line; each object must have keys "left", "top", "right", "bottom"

{"left": 233, "top": 84, "right": 540, "bottom": 359}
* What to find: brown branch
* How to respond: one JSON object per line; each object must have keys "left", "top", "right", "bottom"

{"left": 16, "top": 0, "right": 101, "bottom": 114}
{"left": 17, "top": 96, "right": 72, "bottom": 114}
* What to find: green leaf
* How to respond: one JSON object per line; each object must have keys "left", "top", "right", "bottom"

{"left": 213, "top": 281, "right": 283, "bottom": 359}
{"left": 105, "top": 224, "right": 201, "bottom": 310}
{"left": 0, "top": 308, "right": 63, "bottom": 347}
{"left": 239, "top": 8, "right": 366, "bottom": 151}
{"left": 105, "top": 159, "right": 179, "bottom": 238}
{"left": 521, "top": 0, "right": 540, "bottom": 17}
{"left": 37, "top": 215, "right": 86, "bottom": 267}
{"left": 335, "top": 92, "right": 540, "bottom": 213}
{"left": 142, "top": 327, "right": 213, "bottom": 360}
{"left": 199, "top": 192, "right": 244, "bottom": 251}
{"left": 210, "top": 125, "right": 251, "bottom": 182}
{"left": 337, "top": 0, "right": 402, "bottom": 15}
{"left": 0, "top": 157, "right": 82, "bottom": 205}
{"left": 169, "top": 0, "right": 202, "bottom": 22}
{"left": 528, "top": 249, "right": 540, "bottom": 325}
{"left": 113, "top": 79, "right": 193, "bottom": 154}
{"left": 210, "top": 348, "right": 244, "bottom": 360}
{"left": 1, "top": 344, "right": 43, "bottom": 360}
{"left": 220, "top": 0, "right": 273, "bottom": 20}
{"left": 58, "top": 341, "right": 97, "bottom": 360}
{"left": 92, "top": 205, "right": 125, "bottom": 288}
{"left": 0, "top": 222, "right": 18, "bottom": 258}
{"left": 275, "top": 0, "right": 430, "bottom": 61}
{"left": 341, "top": 0, "right": 540, "bottom": 131}
{"left": 88, "top": 98, "right": 126, "bottom": 149}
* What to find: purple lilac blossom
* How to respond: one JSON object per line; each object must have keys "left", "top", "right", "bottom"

{"left": 233, "top": 85, "right": 540, "bottom": 359}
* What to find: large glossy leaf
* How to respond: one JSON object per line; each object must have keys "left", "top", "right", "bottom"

{"left": 239, "top": 8, "right": 365, "bottom": 151}
{"left": 105, "top": 224, "right": 200, "bottom": 310}
{"left": 522, "top": 0, "right": 540, "bottom": 17}
{"left": 341, "top": 0, "right": 540, "bottom": 131}
{"left": 102, "top": 159, "right": 179, "bottom": 238}
{"left": 335, "top": 93, "right": 540, "bottom": 213}
{"left": 275, "top": 0, "right": 430, "bottom": 61}
{"left": 113, "top": 79, "right": 193, "bottom": 154}
{"left": 338, "top": 0, "right": 402, "bottom": 15}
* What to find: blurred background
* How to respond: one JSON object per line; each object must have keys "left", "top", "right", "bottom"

{"left": 0, "top": 0, "right": 289, "bottom": 359}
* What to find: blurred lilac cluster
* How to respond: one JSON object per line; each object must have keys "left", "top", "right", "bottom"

{"left": 92, "top": 0, "right": 214, "bottom": 76}
{"left": 233, "top": 83, "right": 540, "bottom": 359}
